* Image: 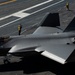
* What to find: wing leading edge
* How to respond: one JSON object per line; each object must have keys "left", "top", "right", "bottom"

{"left": 35, "top": 44, "right": 75, "bottom": 64}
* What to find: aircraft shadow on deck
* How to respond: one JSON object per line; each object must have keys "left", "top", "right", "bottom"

{"left": 0, "top": 54, "right": 75, "bottom": 75}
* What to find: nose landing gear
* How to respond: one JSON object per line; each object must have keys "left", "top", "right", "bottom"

{"left": 3, "top": 59, "right": 10, "bottom": 64}
{"left": 3, "top": 55, "right": 11, "bottom": 64}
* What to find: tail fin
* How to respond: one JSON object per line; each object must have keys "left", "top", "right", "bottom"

{"left": 64, "top": 17, "right": 75, "bottom": 32}
{"left": 41, "top": 13, "right": 60, "bottom": 27}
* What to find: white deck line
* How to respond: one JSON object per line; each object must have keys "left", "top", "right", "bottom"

{"left": 0, "top": 0, "right": 53, "bottom": 20}
{"left": 0, "top": 0, "right": 64, "bottom": 28}
{"left": 12, "top": 12, "right": 30, "bottom": 18}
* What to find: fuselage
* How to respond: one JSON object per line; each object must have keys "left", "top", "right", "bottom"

{"left": 0, "top": 31, "right": 75, "bottom": 56}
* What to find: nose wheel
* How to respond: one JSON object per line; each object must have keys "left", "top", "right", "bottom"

{"left": 3, "top": 59, "right": 10, "bottom": 64}
{"left": 3, "top": 55, "right": 10, "bottom": 64}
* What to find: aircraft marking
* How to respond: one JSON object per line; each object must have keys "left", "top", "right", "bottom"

{"left": 0, "top": 0, "right": 16, "bottom": 6}
{"left": 12, "top": 12, "right": 30, "bottom": 18}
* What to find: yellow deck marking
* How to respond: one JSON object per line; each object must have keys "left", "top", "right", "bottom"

{"left": 0, "top": 0, "right": 16, "bottom": 6}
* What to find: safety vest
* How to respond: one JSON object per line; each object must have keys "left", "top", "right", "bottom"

{"left": 66, "top": 2, "right": 69, "bottom": 7}
{"left": 18, "top": 25, "right": 21, "bottom": 31}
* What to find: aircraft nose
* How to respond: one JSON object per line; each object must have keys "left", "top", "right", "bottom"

{"left": 8, "top": 45, "right": 18, "bottom": 53}
{"left": 8, "top": 45, "right": 21, "bottom": 56}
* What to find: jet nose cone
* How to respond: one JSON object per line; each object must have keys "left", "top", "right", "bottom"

{"left": 8, "top": 45, "right": 18, "bottom": 53}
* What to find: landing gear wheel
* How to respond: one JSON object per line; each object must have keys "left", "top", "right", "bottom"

{"left": 4, "top": 59, "right": 10, "bottom": 64}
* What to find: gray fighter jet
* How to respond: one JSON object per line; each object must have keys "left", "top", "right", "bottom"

{"left": 0, "top": 13, "right": 75, "bottom": 64}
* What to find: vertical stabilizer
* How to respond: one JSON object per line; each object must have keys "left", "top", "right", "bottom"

{"left": 41, "top": 13, "right": 60, "bottom": 27}
{"left": 64, "top": 17, "right": 75, "bottom": 32}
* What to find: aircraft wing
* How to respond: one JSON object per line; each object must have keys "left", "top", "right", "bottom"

{"left": 33, "top": 27, "right": 62, "bottom": 34}
{"left": 35, "top": 44, "right": 75, "bottom": 64}
{"left": 9, "top": 41, "right": 75, "bottom": 64}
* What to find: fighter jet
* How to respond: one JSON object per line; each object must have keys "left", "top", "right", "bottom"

{"left": 0, "top": 13, "right": 75, "bottom": 64}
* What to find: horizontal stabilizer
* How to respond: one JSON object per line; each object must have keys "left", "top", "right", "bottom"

{"left": 64, "top": 17, "right": 75, "bottom": 32}
{"left": 41, "top": 13, "right": 60, "bottom": 27}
